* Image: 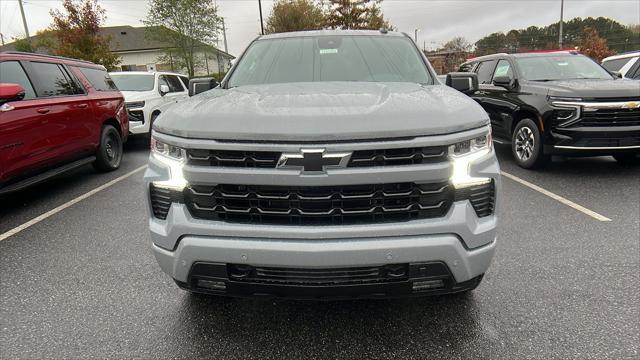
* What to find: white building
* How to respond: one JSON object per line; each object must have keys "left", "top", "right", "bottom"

{"left": 101, "top": 26, "right": 234, "bottom": 75}
{"left": 0, "top": 25, "right": 235, "bottom": 76}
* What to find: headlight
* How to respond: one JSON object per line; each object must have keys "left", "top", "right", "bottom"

{"left": 151, "top": 138, "right": 187, "bottom": 190}
{"left": 548, "top": 96, "right": 582, "bottom": 127}
{"left": 449, "top": 129, "right": 492, "bottom": 189}
{"left": 125, "top": 101, "right": 145, "bottom": 109}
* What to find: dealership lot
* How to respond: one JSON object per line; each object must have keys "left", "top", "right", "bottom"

{"left": 1, "top": 139, "right": 638, "bottom": 359}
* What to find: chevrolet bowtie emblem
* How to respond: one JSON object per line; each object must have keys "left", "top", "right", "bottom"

{"left": 277, "top": 149, "right": 352, "bottom": 172}
{"left": 622, "top": 101, "right": 639, "bottom": 109}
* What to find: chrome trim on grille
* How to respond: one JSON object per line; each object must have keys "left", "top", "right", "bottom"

{"left": 552, "top": 101, "right": 640, "bottom": 110}
{"left": 554, "top": 145, "right": 640, "bottom": 150}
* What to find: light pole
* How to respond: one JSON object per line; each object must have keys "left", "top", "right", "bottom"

{"left": 558, "top": 0, "right": 564, "bottom": 49}
{"left": 258, "top": 0, "right": 264, "bottom": 35}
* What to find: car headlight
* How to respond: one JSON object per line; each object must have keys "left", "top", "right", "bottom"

{"left": 449, "top": 129, "right": 492, "bottom": 189}
{"left": 548, "top": 96, "right": 582, "bottom": 127}
{"left": 151, "top": 137, "right": 187, "bottom": 190}
{"left": 125, "top": 101, "right": 145, "bottom": 109}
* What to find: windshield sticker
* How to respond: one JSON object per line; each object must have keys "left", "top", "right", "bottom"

{"left": 319, "top": 48, "right": 338, "bottom": 55}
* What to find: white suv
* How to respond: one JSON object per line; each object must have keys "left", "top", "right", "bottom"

{"left": 602, "top": 51, "right": 640, "bottom": 80}
{"left": 110, "top": 71, "right": 189, "bottom": 135}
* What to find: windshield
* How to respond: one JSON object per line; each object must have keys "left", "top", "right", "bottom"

{"left": 228, "top": 35, "right": 433, "bottom": 87}
{"left": 110, "top": 73, "right": 155, "bottom": 91}
{"left": 515, "top": 55, "right": 613, "bottom": 81}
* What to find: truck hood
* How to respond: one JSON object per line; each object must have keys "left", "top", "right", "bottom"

{"left": 532, "top": 79, "right": 640, "bottom": 99}
{"left": 154, "top": 82, "right": 489, "bottom": 142}
{"left": 120, "top": 90, "right": 156, "bottom": 102}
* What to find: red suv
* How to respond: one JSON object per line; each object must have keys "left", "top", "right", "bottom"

{"left": 0, "top": 52, "right": 128, "bottom": 194}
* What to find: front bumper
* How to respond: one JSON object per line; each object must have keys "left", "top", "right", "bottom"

{"left": 156, "top": 235, "right": 494, "bottom": 299}
{"left": 545, "top": 126, "right": 640, "bottom": 155}
{"left": 127, "top": 107, "right": 150, "bottom": 135}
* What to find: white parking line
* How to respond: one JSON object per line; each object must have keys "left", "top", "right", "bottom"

{"left": 0, "top": 165, "right": 147, "bottom": 242}
{"left": 501, "top": 171, "right": 612, "bottom": 222}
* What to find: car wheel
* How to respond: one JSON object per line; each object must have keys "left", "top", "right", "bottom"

{"left": 613, "top": 153, "right": 639, "bottom": 166}
{"left": 93, "top": 125, "right": 123, "bottom": 172}
{"left": 511, "top": 119, "right": 548, "bottom": 169}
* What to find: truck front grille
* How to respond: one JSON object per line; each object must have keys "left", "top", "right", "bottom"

{"left": 186, "top": 146, "right": 448, "bottom": 168}
{"left": 184, "top": 182, "right": 453, "bottom": 225}
{"left": 348, "top": 146, "right": 447, "bottom": 167}
{"left": 579, "top": 108, "right": 640, "bottom": 127}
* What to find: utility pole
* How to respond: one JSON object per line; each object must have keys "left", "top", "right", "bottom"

{"left": 258, "top": 0, "right": 264, "bottom": 35}
{"left": 414, "top": 29, "right": 420, "bottom": 43}
{"left": 18, "top": 0, "right": 30, "bottom": 41}
{"left": 222, "top": 18, "right": 228, "bottom": 53}
{"left": 558, "top": 0, "right": 564, "bottom": 49}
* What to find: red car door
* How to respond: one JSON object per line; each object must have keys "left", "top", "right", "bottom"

{"left": 21, "top": 61, "right": 94, "bottom": 162}
{"left": 0, "top": 60, "right": 54, "bottom": 184}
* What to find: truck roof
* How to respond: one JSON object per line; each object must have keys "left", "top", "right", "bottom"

{"left": 258, "top": 29, "right": 407, "bottom": 40}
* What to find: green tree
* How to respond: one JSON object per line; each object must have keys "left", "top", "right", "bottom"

{"left": 265, "top": 0, "right": 325, "bottom": 34}
{"left": 47, "top": 0, "right": 120, "bottom": 70}
{"left": 144, "top": 0, "right": 221, "bottom": 77}
{"left": 324, "top": 0, "right": 392, "bottom": 30}
{"left": 474, "top": 16, "right": 637, "bottom": 56}
{"left": 12, "top": 37, "right": 34, "bottom": 52}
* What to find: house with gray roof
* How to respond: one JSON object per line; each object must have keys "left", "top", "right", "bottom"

{"left": 0, "top": 25, "right": 234, "bottom": 76}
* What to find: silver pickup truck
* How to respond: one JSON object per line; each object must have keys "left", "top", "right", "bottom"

{"left": 144, "top": 30, "right": 500, "bottom": 299}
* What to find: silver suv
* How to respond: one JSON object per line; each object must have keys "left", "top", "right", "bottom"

{"left": 144, "top": 30, "right": 500, "bottom": 299}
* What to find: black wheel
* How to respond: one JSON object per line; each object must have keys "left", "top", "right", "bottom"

{"left": 613, "top": 153, "right": 639, "bottom": 166}
{"left": 93, "top": 125, "right": 123, "bottom": 172}
{"left": 511, "top": 118, "right": 548, "bottom": 169}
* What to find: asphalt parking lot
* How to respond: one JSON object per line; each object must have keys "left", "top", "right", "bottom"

{"left": 1, "top": 138, "right": 638, "bottom": 359}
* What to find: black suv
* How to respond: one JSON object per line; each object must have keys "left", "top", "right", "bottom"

{"left": 459, "top": 51, "right": 640, "bottom": 168}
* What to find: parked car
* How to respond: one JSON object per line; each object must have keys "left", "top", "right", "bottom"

{"left": 602, "top": 51, "right": 640, "bottom": 80}
{"left": 145, "top": 30, "right": 499, "bottom": 299}
{"left": 458, "top": 51, "right": 640, "bottom": 168}
{"left": 109, "top": 71, "right": 189, "bottom": 136}
{"left": 0, "top": 51, "right": 128, "bottom": 194}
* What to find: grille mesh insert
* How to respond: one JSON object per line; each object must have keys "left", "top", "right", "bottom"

{"left": 184, "top": 182, "right": 453, "bottom": 225}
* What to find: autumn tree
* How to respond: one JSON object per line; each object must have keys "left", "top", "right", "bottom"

{"left": 579, "top": 26, "right": 615, "bottom": 62}
{"left": 324, "top": 0, "right": 392, "bottom": 30}
{"left": 47, "top": 0, "right": 120, "bottom": 70}
{"left": 265, "top": 0, "right": 325, "bottom": 34}
{"left": 144, "top": 0, "right": 221, "bottom": 77}
{"left": 440, "top": 37, "right": 472, "bottom": 73}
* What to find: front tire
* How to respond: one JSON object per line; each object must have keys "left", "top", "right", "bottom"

{"left": 93, "top": 125, "right": 123, "bottom": 172}
{"left": 511, "top": 119, "right": 548, "bottom": 169}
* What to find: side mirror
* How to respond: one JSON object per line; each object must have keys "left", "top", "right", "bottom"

{"left": 0, "top": 83, "right": 26, "bottom": 105}
{"left": 610, "top": 71, "right": 623, "bottom": 79}
{"left": 445, "top": 72, "right": 479, "bottom": 94}
{"left": 188, "top": 78, "right": 219, "bottom": 96}
{"left": 492, "top": 76, "right": 515, "bottom": 90}
{"left": 159, "top": 84, "right": 170, "bottom": 96}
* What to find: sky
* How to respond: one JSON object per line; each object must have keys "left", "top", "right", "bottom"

{"left": 1, "top": 0, "right": 639, "bottom": 57}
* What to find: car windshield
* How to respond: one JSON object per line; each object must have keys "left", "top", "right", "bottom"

{"left": 515, "top": 55, "right": 613, "bottom": 81}
{"left": 110, "top": 73, "right": 155, "bottom": 91}
{"left": 228, "top": 35, "right": 433, "bottom": 87}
